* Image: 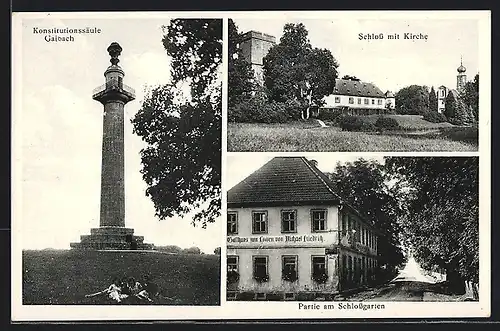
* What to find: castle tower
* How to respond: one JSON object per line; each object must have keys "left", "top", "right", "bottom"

{"left": 71, "top": 42, "right": 153, "bottom": 250}
{"left": 457, "top": 56, "right": 467, "bottom": 94}
{"left": 239, "top": 31, "right": 276, "bottom": 86}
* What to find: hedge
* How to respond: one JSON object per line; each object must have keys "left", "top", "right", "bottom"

{"left": 228, "top": 98, "right": 302, "bottom": 123}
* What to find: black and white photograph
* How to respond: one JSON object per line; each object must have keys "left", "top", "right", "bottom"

{"left": 11, "top": 10, "right": 490, "bottom": 322}
{"left": 228, "top": 17, "right": 481, "bottom": 152}
{"left": 227, "top": 155, "right": 479, "bottom": 302}
{"left": 13, "top": 16, "right": 222, "bottom": 309}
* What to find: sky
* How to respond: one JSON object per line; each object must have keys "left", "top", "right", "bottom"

{"left": 15, "top": 17, "right": 221, "bottom": 253}
{"left": 227, "top": 154, "right": 385, "bottom": 190}
{"left": 232, "top": 17, "right": 479, "bottom": 93}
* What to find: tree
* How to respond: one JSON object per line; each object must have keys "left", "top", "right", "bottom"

{"left": 395, "top": 85, "right": 430, "bottom": 115}
{"left": 462, "top": 74, "right": 479, "bottom": 122}
{"left": 228, "top": 19, "right": 255, "bottom": 109}
{"left": 263, "top": 23, "right": 339, "bottom": 119}
{"left": 214, "top": 247, "right": 221, "bottom": 255}
{"left": 326, "top": 159, "right": 406, "bottom": 279}
{"left": 131, "top": 19, "right": 222, "bottom": 228}
{"left": 183, "top": 246, "right": 202, "bottom": 255}
{"left": 444, "top": 91, "right": 471, "bottom": 125}
{"left": 341, "top": 75, "right": 361, "bottom": 81}
{"left": 385, "top": 157, "right": 479, "bottom": 293}
{"left": 429, "top": 86, "right": 438, "bottom": 112}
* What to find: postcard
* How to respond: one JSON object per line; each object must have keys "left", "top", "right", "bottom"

{"left": 11, "top": 10, "right": 490, "bottom": 321}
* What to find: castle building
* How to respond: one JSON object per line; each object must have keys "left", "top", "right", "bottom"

{"left": 436, "top": 58, "right": 467, "bottom": 113}
{"left": 239, "top": 30, "right": 276, "bottom": 85}
{"left": 321, "top": 79, "right": 396, "bottom": 115}
{"left": 227, "top": 157, "right": 381, "bottom": 301}
{"left": 238, "top": 29, "right": 395, "bottom": 116}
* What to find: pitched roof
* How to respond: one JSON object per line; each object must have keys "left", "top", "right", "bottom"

{"left": 332, "top": 79, "right": 385, "bottom": 98}
{"left": 228, "top": 157, "right": 343, "bottom": 207}
{"left": 227, "top": 157, "right": 380, "bottom": 232}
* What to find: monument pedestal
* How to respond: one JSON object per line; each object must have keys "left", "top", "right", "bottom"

{"left": 70, "top": 227, "right": 154, "bottom": 250}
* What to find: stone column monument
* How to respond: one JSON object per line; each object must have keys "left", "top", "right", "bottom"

{"left": 71, "top": 42, "right": 153, "bottom": 250}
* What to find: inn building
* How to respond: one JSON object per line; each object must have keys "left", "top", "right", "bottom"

{"left": 227, "top": 157, "right": 381, "bottom": 301}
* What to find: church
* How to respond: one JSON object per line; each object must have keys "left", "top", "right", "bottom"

{"left": 226, "top": 157, "right": 381, "bottom": 301}
{"left": 436, "top": 58, "right": 468, "bottom": 113}
{"left": 238, "top": 30, "right": 396, "bottom": 116}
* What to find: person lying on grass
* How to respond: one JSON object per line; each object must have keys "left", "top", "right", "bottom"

{"left": 85, "top": 275, "right": 164, "bottom": 303}
{"left": 85, "top": 277, "right": 129, "bottom": 303}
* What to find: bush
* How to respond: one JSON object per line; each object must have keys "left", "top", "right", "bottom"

{"left": 339, "top": 116, "right": 376, "bottom": 132}
{"left": 423, "top": 110, "right": 447, "bottom": 123}
{"left": 182, "top": 247, "right": 201, "bottom": 254}
{"left": 317, "top": 109, "right": 343, "bottom": 123}
{"left": 155, "top": 245, "right": 182, "bottom": 254}
{"left": 375, "top": 116, "right": 401, "bottom": 131}
{"left": 228, "top": 96, "right": 302, "bottom": 124}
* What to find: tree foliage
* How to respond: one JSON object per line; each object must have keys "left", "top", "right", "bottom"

{"left": 228, "top": 19, "right": 255, "bottom": 109}
{"left": 131, "top": 19, "right": 222, "bottom": 228}
{"left": 326, "top": 159, "right": 406, "bottom": 276}
{"left": 263, "top": 23, "right": 339, "bottom": 117}
{"left": 385, "top": 157, "right": 479, "bottom": 291}
{"left": 444, "top": 91, "right": 471, "bottom": 125}
{"left": 395, "top": 85, "right": 430, "bottom": 115}
{"left": 462, "top": 74, "right": 479, "bottom": 122}
{"left": 428, "top": 86, "right": 438, "bottom": 112}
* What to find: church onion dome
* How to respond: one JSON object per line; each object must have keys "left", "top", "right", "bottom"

{"left": 385, "top": 91, "right": 395, "bottom": 98}
{"left": 457, "top": 64, "right": 466, "bottom": 73}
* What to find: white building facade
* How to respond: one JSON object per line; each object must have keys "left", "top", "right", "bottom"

{"left": 321, "top": 79, "right": 395, "bottom": 115}
{"left": 227, "top": 157, "right": 380, "bottom": 301}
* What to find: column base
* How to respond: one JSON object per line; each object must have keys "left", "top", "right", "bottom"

{"left": 70, "top": 227, "right": 154, "bottom": 251}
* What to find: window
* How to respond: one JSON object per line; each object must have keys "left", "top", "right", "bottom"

{"left": 252, "top": 211, "right": 268, "bottom": 234}
{"left": 377, "top": 99, "right": 383, "bottom": 105}
{"left": 364, "top": 98, "right": 369, "bottom": 105}
{"left": 349, "top": 97, "right": 354, "bottom": 104}
{"left": 311, "top": 209, "right": 327, "bottom": 232}
{"left": 282, "top": 256, "right": 298, "bottom": 282}
{"left": 227, "top": 256, "right": 239, "bottom": 272}
{"left": 341, "top": 214, "right": 347, "bottom": 233}
{"left": 227, "top": 256, "right": 239, "bottom": 283}
{"left": 335, "top": 96, "right": 341, "bottom": 103}
{"left": 357, "top": 98, "right": 362, "bottom": 104}
{"left": 312, "top": 256, "right": 328, "bottom": 283}
{"left": 281, "top": 210, "right": 297, "bottom": 233}
{"left": 227, "top": 212, "right": 238, "bottom": 235}
{"left": 372, "top": 99, "right": 375, "bottom": 105}
{"left": 253, "top": 256, "right": 269, "bottom": 282}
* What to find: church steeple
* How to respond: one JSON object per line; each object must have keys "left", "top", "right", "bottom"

{"left": 457, "top": 56, "right": 467, "bottom": 93}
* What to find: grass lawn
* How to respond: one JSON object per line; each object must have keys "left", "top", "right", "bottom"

{"left": 228, "top": 120, "right": 478, "bottom": 152}
{"left": 22, "top": 250, "right": 220, "bottom": 305}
